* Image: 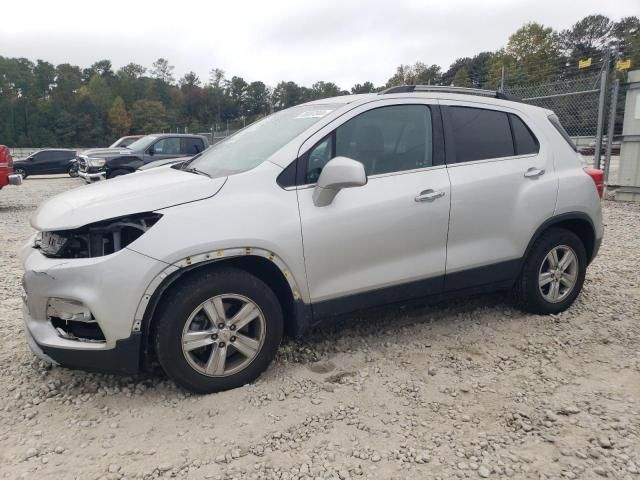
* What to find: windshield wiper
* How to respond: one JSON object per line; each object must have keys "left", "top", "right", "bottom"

{"left": 182, "top": 167, "right": 212, "bottom": 178}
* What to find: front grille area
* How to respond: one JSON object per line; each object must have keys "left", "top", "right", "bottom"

{"left": 77, "top": 156, "right": 87, "bottom": 172}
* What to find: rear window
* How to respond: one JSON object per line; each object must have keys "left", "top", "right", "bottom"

{"left": 448, "top": 107, "right": 514, "bottom": 162}
{"left": 548, "top": 114, "right": 577, "bottom": 152}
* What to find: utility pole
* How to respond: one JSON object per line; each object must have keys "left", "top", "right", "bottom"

{"left": 604, "top": 78, "right": 620, "bottom": 184}
{"left": 594, "top": 51, "right": 610, "bottom": 170}
{"left": 500, "top": 66, "right": 505, "bottom": 93}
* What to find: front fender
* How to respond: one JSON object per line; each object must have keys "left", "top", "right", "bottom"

{"left": 131, "top": 247, "right": 305, "bottom": 334}
{"left": 106, "top": 155, "right": 144, "bottom": 172}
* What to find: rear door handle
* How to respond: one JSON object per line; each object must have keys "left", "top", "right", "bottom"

{"left": 524, "top": 167, "right": 545, "bottom": 178}
{"left": 415, "top": 189, "right": 445, "bottom": 202}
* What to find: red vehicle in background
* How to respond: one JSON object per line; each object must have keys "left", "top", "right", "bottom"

{"left": 0, "top": 145, "right": 23, "bottom": 190}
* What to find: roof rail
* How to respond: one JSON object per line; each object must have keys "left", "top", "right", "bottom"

{"left": 379, "top": 85, "right": 518, "bottom": 101}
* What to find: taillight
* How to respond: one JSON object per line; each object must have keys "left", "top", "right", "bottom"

{"left": 583, "top": 167, "right": 604, "bottom": 199}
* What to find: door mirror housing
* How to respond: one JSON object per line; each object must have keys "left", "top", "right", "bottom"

{"left": 312, "top": 156, "right": 367, "bottom": 207}
{"left": 147, "top": 147, "right": 155, "bottom": 156}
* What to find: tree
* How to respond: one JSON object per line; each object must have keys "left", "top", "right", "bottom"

{"left": 451, "top": 66, "right": 472, "bottom": 87}
{"left": 561, "top": 15, "right": 613, "bottom": 60}
{"left": 33, "top": 60, "right": 55, "bottom": 100}
{"left": 386, "top": 62, "right": 441, "bottom": 87}
{"left": 108, "top": 97, "right": 131, "bottom": 137}
{"left": 310, "top": 81, "right": 341, "bottom": 99}
{"left": 118, "top": 63, "right": 147, "bottom": 79}
{"left": 131, "top": 99, "right": 167, "bottom": 133}
{"left": 506, "top": 22, "right": 561, "bottom": 83}
{"left": 208, "top": 68, "right": 226, "bottom": 124}
{"left": 82, "top": 60, "right": 114, "bottom": 82}
{"left": 351, "top": 82, "right": 376, "bottom": 94}
{"left": 180, "top": 71, "right": 201, "bottom": 89}
{"left": 612, "top": 17, "right": 640, "bottom": 69}
{"left": 52, "top": 63, "right": 82, "bottom": 108}
{"left": 245, "top": 81, "right": 270, "bottom": 116}
{"left": 151, "top": 58, "right": 175, "bottom": 84}
{"left": 85, "top": 75, "right": 114, "bottom": 113}
{"left": 272, "top": 81, "right": 304, "bottom": 110}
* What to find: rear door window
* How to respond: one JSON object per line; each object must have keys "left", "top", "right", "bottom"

{"left": 448, "top": 106, "right": 514, "bottom": 162}
{"left": 183, "top": 138, "right": 205, "bottom": 155}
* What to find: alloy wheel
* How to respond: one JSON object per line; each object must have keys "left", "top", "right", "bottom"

{"left": 538, "top": 245, "right": 578, "bottom": 303}
{"left": 181, "top": 294, "right": 266, "bottom": 377}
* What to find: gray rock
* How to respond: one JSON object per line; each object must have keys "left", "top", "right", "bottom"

{"left": 478, "top": 465, "right": 491, "bottom": 478}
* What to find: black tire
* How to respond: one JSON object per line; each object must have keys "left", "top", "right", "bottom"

{"left": 107, "top": 169, "right": 130, "bottom": 179}
{"left": 14, "top": 167, "right": 27, "bottom": 179}
{"left": 154, "top": 267, "right": 283, "bottom": 394}
{"left": 68, "top": 165, "right": 79, "bottom": 178}
{"left": 514, "top": 228, "right": 587, "bottom": 315}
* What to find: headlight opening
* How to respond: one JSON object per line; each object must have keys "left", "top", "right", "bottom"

{"left": 36, "top": 212, "right": 162, "bottom": 258}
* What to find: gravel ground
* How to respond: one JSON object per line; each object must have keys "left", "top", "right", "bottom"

{"left": 1, "top": 176, "right": 639, "bottom": 480}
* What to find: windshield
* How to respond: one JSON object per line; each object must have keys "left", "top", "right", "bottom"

{"left": 126, "top": 135, "right": 158, "bottom": 152}
{"left": 188, "top": 104, "right": 340, "bottom": 176}
{"left": 110, "top": 137, "right": 138, "bottom": 148}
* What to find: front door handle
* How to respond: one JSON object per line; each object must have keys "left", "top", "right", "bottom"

{"left": 415, "top": 189, "right": 445, "bottom": 202}
{"left": 524, "top": 167, "right": 545, "bottom": 178}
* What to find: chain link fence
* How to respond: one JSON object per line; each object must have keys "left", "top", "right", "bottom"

{"left": 505, "top": 72, "right": 603, "bottom": 139}
{"left": 503, "top": 63, "right": 626, "bottom": 184}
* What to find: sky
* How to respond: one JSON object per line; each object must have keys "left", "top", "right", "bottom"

{"left": 1, "top": 0, "right": 637, "bottom": 89}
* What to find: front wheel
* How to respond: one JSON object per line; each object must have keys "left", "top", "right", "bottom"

{"left": 154, "top": 268, "right": 283, "bottom": 393}
{"left": 14, "top": 167, "right": 27, "bottom": 179}
{"left": 68, "top": 165, "right": 79, "bottom": 178}
{"left": 514, "top": 228, "right": 587, "bottom": 315}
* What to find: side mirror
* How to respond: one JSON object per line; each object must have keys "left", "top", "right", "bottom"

{"left": 148, "top": 147, "right": 155, "bottom": 156}
{"left": 312, "top": 156, "right": 367, "bottom": 207}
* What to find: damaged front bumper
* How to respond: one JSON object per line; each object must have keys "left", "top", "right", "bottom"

{"left": 78, "top": 170, "right": 106, "bottom": 182}
{"left": 20, "top": 240, "right": 166, "bottom": 375}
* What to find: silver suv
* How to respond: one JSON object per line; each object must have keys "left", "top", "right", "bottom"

{"left": 21, "top": 86, "right": 604, "bottom": 393}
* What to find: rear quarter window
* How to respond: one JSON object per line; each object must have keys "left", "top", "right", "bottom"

{"left": 509, "top": 114, "right": 539, "bottom": 155}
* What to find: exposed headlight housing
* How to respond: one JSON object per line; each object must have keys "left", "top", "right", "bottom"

{"left": 34, "top": 212, "right": 162, "bottom": 258}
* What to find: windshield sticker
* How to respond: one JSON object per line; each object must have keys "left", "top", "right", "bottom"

{"left": 295, "top": 109, "right": 333, "bottom": 119}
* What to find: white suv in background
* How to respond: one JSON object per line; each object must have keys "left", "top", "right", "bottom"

{"left": 21, "top": 86, "right": 604, "bottom": 393}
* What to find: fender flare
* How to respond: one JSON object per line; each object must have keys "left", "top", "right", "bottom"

{"left": 519, "top": 212, "right": 598, "bottom": 272}
{"left": 131, "top": 247, "right": 304, "bottom": 334}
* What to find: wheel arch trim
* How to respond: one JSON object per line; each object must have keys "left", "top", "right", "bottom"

{"left": 521, "top": 212, "right": 598, "bottom": 271}
{"left": 131, "top": 247, "right": 304, "bottom": 333}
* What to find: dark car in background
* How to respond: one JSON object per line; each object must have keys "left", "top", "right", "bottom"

{"left": 110, "top": 135, "right": 143, "bottom": 148}
{"left": 13, "top": 149, "right": 78, "bottom": 179}
{"left": 78, "top": 134, "right": 209, "bottom": 182}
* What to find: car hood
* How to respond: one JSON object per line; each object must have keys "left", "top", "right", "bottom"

{"left": 139, "top": 156, "right": 191, "bottom": 171}
{"left": 79, "top": 147, "right": 133, "bottom": 158}
{"left": 31, "top": 167, "right": 227, "bottom": 231}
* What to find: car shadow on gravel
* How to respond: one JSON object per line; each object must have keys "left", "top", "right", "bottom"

{"left": 30, "top": 291, "right": 513, "bottom": 397}
{"left": 278, "top": 291, "right": 512, "bottom": 363}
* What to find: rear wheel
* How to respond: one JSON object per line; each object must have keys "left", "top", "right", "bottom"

{"left": 154, "top": 268, "right": 283, "bottom": 393}
{"left": 514, "top": 228, "right": 587, "bottom": 314}
{"left": 107, "top": 169, "right": 130, "bottom": 179}
{"left": 68, "top": 165, "right": 79, "bottom": 178}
